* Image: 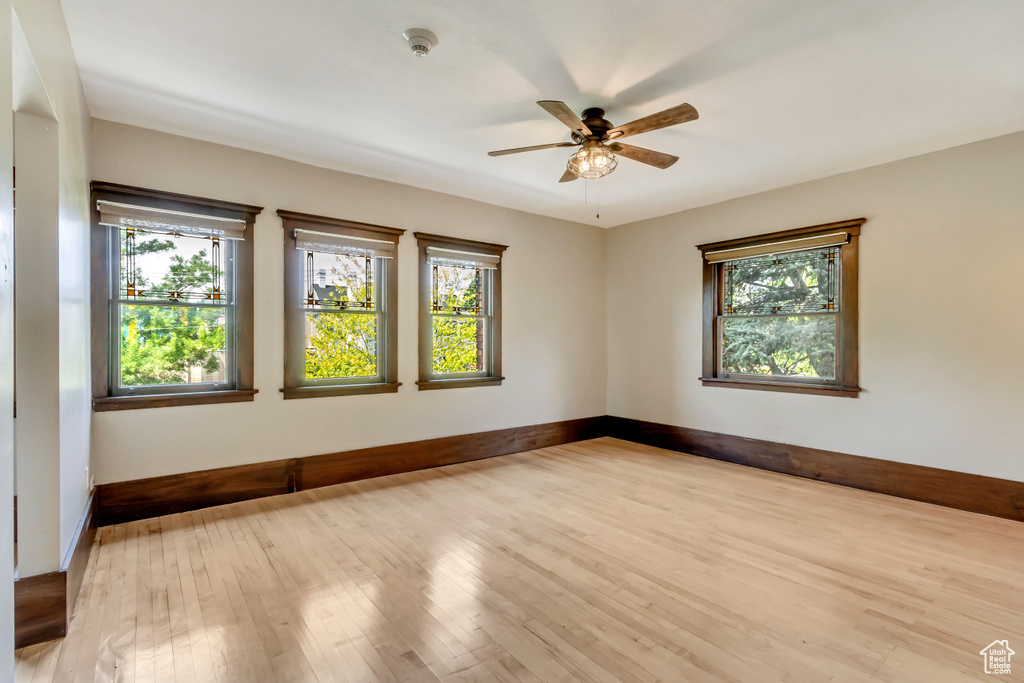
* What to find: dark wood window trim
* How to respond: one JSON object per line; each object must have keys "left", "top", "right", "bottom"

{"left": 696, "top": 218, "right": 864, "bottom": 398}
{"left": 92, "top": 389, "right": 259, "bottom": 412}
{"left": 279, "top": 383, "right": 400, "bottom": 400}
{"left": 279, "top": 210, "right": 404, "bottom": 399}
{"left": 415, "top": 232, "right": 507, "bottom": 391}
{"left": 90, "top": 182, "right": 262, "bottom": 411}
{"left": 414, "top": 377, "right": 505, "bottom": 391}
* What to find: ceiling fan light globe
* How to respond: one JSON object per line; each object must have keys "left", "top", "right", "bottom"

{"left": 567, "top": 145, "right": 617, "bottom": 179}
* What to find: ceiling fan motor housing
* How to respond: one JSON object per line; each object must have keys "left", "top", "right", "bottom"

{"left": 580, "top": 108, "right": 613, "bottom": 139}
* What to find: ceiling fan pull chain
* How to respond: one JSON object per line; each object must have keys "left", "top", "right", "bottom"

{"left": 596, "top": 177, "right": 600, "bottom": 220}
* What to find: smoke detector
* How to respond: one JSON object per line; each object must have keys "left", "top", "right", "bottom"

{"left": 402, "top": 28, "right": 438, "bottom": 57}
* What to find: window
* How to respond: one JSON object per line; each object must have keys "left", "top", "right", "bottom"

{"left": 279, "top": 210, "right": 403, "bottom": 399}
{"left": 415, "top": 233, "right": 506, "bottom": 390}
{"left": 90, "top": 182, "right": 261, "bottom": 410}
{"left": 697, "top": 218, "right": 863, "bottom": 397}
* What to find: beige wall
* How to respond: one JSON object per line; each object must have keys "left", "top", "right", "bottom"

{"left": 90, "top": 119, "right": 608, "bottom": 483}
{"left": 14, "top": 112, "right": 62, "bottom": 576}
{"left": 90, "top": 120, "right": 1024, "bottom": 486}
{"left": 607, "top": 131, "right": 1024, "bottom": 483}
{"left": 10, "top": 0, "right": 93, "bottom": 576}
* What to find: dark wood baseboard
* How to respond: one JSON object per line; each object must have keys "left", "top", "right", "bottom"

{"left": 96, "top": 416, "right": 609, "bottom": 526}
{"left": 14, "top": 571, "right": 65, "bottom": 649}
{"left": 606, "top": 417, "right": 1024, "bottom": 523}
{"left": 297, "top": 416, "right": 605, "bottom": 490}
{"left": 97, "top": 458, "right": 295, "bottom": 527}
{"left": 64, "top": 493, "right": 98, "bottom": 622}
{"left": 15, "top": 492, "right": 97, "bottom": 649}
{"left": 93, "top": 414, "right": 1024, "bottom": 533}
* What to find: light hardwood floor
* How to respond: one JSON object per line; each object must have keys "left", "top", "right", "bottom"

{"left": 15, "top": 437, "right": 1024, "bottom": 682}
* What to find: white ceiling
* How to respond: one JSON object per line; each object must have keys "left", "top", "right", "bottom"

{"left": 60, "top": 0, "right": 1024, "bottom": 227}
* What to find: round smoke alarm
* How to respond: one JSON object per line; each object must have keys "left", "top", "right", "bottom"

{"left": 402, "top": 28, "right": 438, "bottom": 57}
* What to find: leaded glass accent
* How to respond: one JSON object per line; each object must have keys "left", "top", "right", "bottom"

{"left": 119, "top": 228, "right": 226, "bottom": 303}
{"left": 432, "top": 263, "right": 482, "bottom": 315}
{"left": 302, "top": 251, "right": 375, "bottom": 311}
{"left": 723, "top": 247, "right": 838, "bottom": 316}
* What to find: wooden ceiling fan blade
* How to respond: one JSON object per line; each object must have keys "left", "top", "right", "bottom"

{"left": 607, "top": 103, "right": 698, "bottom": 140}
{"left": 559, "top": 169, "right": 578, "bottom": 183}
{"left": 537, "top": 100, "right": 592, "bottom": 137}
{"left": 487, "top": 142, "right": 576, "bottom": 157}
{"left": 611, "top": 142, "right": 679, "bottom": 169}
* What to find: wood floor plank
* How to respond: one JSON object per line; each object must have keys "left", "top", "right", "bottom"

{"left": 13, "top": 641, "right": 41, "bottom": 683}
{"left": 16, "top": 437, "right": 1024, "bottom": 682}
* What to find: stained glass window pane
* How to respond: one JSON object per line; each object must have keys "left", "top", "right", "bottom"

{"left": 432, "top": 317, "right": 486, "bottom": 375}
{"left": 303, "top": 251, "right": 375, "bottom": 311}
{"left": 118, "top": 304, "right": 227, "bottom": 386}
{"left": 119, "top": 229, "right": 225, "bottom": 302}
{"left": 723, "top": 247, "right": 838, "bottom": 316}
{"left": 721, "top": 315, "right": 836, "bottom": 379}
{"left": 432, "top": 263, "right": 483, "bottom": 314}
{"left": 304, "top": 312, "right": 378, "bottom": 379}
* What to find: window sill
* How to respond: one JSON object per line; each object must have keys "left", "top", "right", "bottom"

{"left": 93, "top": 389, "right": 258, "bottom": 412}
{"left": 700, "top": 377, "right": 860, "bottom": 398}
{"left": 280, "top": 383, "right": 401, "bottom": 400}
{"left": 416, "top": 376, "right": 504, "bottom": 391}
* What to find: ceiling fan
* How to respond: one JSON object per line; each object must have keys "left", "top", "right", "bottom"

{"left": 488, "top": 100, "right": 698, "bottom": 182}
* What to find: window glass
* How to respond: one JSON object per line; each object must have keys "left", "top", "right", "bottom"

{"left": 430, "top": 263, "right": 488, "bottom": 375}
{"left": 301, "top": 250, "right": 380, "bottom": 381}
{"left": 119, "top": 304, "right": 227, "bottom": 386}
{"left": 432, "top": 317, "right": 486, "bottom": 374}
{"left": 720, "top": 247, "right": 839, "bottom": 380}
{"left": 117, "top": 228, "right": 230, "bottom": 388}
{"left": 721, "top": 315, "right": 835, "bottom": 379}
